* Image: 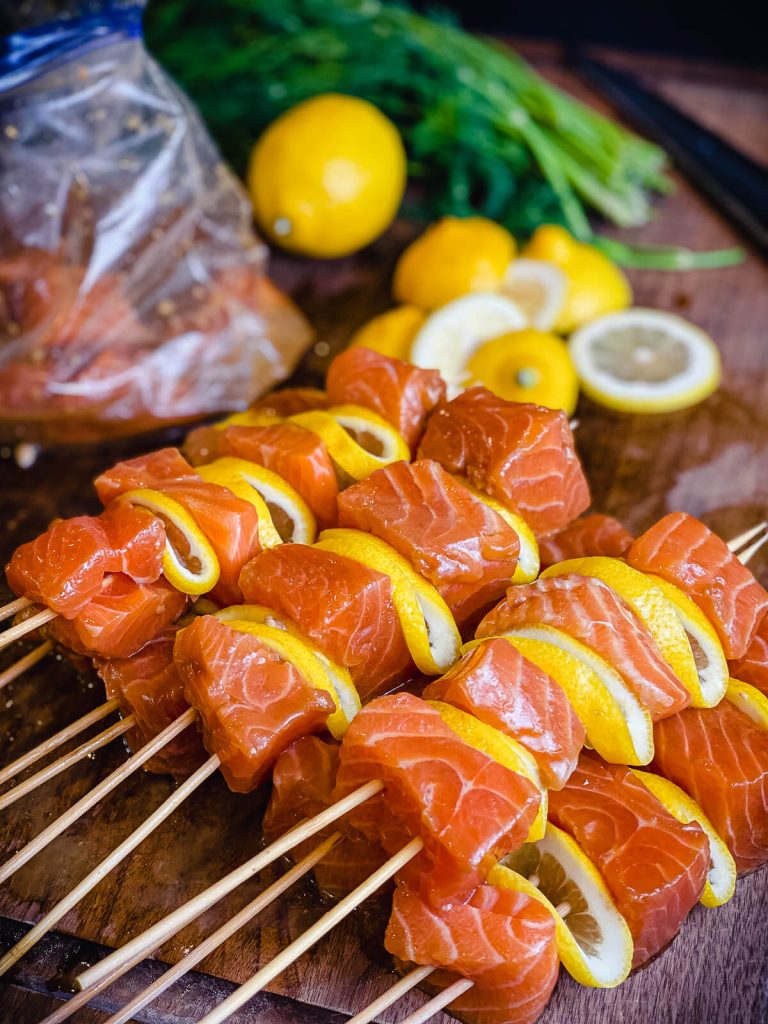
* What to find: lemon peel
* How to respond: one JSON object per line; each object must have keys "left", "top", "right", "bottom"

{"left": 725, "top": 677, "right": 768, "bottom": 729}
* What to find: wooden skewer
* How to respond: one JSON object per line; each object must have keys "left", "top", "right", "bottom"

{"left": 0, "top": 749, "right": 220, "bottom": 977}
{"left": 0, "top": 716, "right": 135, "bottom": 811}
{"left": 396, "top": 977, "right": 475, "bottom": 1024}
{"left": 75, "top": 779, "right": 386, "bottom": 992}
{"left": 727, "top": 521, "right": 767, "bottom": 553}
{"left": 347, "top": 966, "right": 436, "bottom": 1024}
{"left": 0, "top": 640, "right": 53, "bottom": 692}
{"left": 0, "top": 607, "right": 57, "bottom": 652}
{"left": 736, "top": 529, "right": 768, "bottom": 567}
{"left": 0, "top": 697, "right": 120, "bottom": 786}
{"left": 41, "top": 832, "right": 343, "bottom": 1024}
{"left": 0, "top": 595, "right": 31, "bottom": 623}
{"left": 0, "top": 707, "right": 197, "bottom": 887}
{"left": 194, "top": 837, "right": 424, "bottom": 1024}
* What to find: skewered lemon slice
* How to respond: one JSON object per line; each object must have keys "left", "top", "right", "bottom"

{"left": 542, "top": 557, "right": 701, "bottom": 704}
{"left": 214, "top": 409, "right": 279, "bottom": 430}
{"left": 642, "top": 573, "right": 729, "bottom": 708}
{"left": 197, "top": 458, "right": 316, "bottom": 546}
{"left": 491, "top": 825, "right": 633, "bottom": 988}
{"left": 725, "top": 677, "right": 768, "bottom": 729}
{"left": 631, "top": 770, "right": 736, "bottom": 908}
{"left": 119, "top": 489, "right": 220, "bottom": 595}
{"left": 457, "top": 478, "right": 539, "bottom": 583}
{"left": 470, "top": 627, "right": 654, "bottom": 765}
{"left": 427, "top": 700, "right": 547, "bottom": 842}
{"left": 315, "top": 528, "right": 461, "bottom": 675}
{"left": 290, "top": 405, "right": 409, "bottom": 481}
{"left": 227, "top": 620, "right": 360, "bottom": 739}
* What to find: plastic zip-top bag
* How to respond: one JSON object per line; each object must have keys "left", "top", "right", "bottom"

{"left": 0, "top": 1, "right": 312, "bottom": 443}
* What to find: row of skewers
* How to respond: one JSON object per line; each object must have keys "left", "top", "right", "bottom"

{"left": 0, "top": 344, "right": 766, "bottom": 1024}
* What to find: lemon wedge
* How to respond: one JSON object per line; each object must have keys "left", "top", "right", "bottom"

{"left": 568, "top": 308, "right": 721, "bottom": 414}
{"left": 409, "top": 293, "right": 526, "bottom": 393}
{"left": 466, "top": 329, "right": 579, "bottom": 414}
{"left": 491, "top": 824, "right": 633, "bottom": 988}
{"left": 427, "top": 700, "right": 547, "bottom": 842}
{"left": 466, "top": 631, "right": 653, "bottom": 765}
{"left": 290, "top": 405, "right": 409, "bottom": 482}
{"left": 197, "top": 457, "right": 316, "bottom": 546}
{"left": 227, "top": 620, "right": 360, "bottom": 739}
{"left": 501, "top": 258, "right": 568, "bottom": 331}
{"left": 457, "top": 478, "right": 540, "bottom": 583}
{"left": 631, "top": 770, "right": 736, "bottom": 908}
{"left": 315, "top": 528, "right": 461, "bottom": 675}
{"left": 119, "top": 488, "right": 220, "bottom": 595}
{"left": 725, "top": 677, "right": 768, "bottom": 729}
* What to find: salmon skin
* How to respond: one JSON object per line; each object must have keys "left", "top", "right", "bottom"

{"left": 548, "top": 752, "right": 709, "bottom": 967}
{"left": 173, "top": 616, "right": 335, "bottom": 793}
{"left": 417, "top": 387, "right": 590, "bottom": 538}
{"left": 334, "top": 693, "right": 541, "bottom": 906}
{"left": 653, "top": 701, "right": 768, "bottom": 874}
{"left": 628, "top": 512, "right": 768, "bottom": 660}
{"left": 326, "top": 347, "right": 446, "bottom": 454}
{"left": 729, "top": 616, "right": 768, "bottom": 695}
{"left": 385, "top": 882, "right": 559, "bottom": 1024}
{"left": 538, "top": 514, "right": 633, "bottom": 569}
{"left": 477, "top": 574, "right": 691, "bottom": 720}
{"left": 96, "top": 629, "right": 206, "bottom": 777}
{"left": 94, "top": 448, "right": 199, "bottom": 505}
{"left": 423, "top": 638, "right": 585, "bottom": 790}
{"left": 239, "top": 543, "right": 412, "bottom": 700}
{"left": 46, "top": 575, "right": 187, "bottom": 660}
{"left": 6, "top": 503, "right": 165, "bottom": 618}
{"left": 264, "top": 736, "right": 387, "bottom": 900}
{"left": 339, "top": 460, "right": 520, "bottom": 631}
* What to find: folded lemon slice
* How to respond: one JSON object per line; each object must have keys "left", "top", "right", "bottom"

{"left": 290, "top": 405, "right": 409, "bottom": 482}
{"left": 644, "top": 574, "right": 729, "bottom": 708}
{"left": 491, "top": 825, "right": 633, "bottom": 988}
{"left": 197, "top": 457, "right": 316, "bottom": 546}
{"left": 457, "top": 478, "right": 539, "bottom": 583}
{"left": 542, "top": 556, "right": 701, "bottom": 704}
{"left": 725, "top": 677, "right": 768, "bottom": 729}
{"left": 631, "top": 770, "right": 736, "bottom": 908}
{"left": 214, "top": 409, "right": 279, "bottom": 430}
{"left": 119, "top": 488, "right": 220, "bottom": 595}
{"left": 428, "top": 700, "right": 547, "bottom": 842}
{"left": 470, "top": 626, "right": 654, "bottom": 765}
{"left": 315, "top": 528, "right": 461, "bottom": 675}
{"left": 227, "top": 620, "right": 360, "bottom": 739}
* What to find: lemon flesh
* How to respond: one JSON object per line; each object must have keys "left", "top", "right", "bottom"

{"left": 501, "top": 258, "right": 567, "bottom": 331}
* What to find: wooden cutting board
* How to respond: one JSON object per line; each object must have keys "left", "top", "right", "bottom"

{"left": 1, "top": 42, "right": 767, "bottom": 1024}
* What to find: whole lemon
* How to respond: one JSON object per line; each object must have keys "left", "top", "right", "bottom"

{"left": 248, "top": 93, "right": 406, "bottom": 259}
{"left": 350, "top": 305, "right": 427, "bottom": 361}
{"left": 393, "top": 216, "right": 516, "bottom": 310}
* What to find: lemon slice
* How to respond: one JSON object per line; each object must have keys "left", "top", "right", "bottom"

{"left": 491, "top": 825, "right": 633, "bottom": 988}
{"left": 197, "top": 457, "right": 316, "bottom": 546}
{"left": 643, "top": 573, "right": 728, "bottom": 707}
{"left": 119, "top": 488, "right": 220, "bottom": 595}
{"left": 466, "top": 630, "right": 653, "bottom": 765}
{"left": 466, "top": 329, "right": 579, "bottom": 414}
{"left": 227, "top": 620, "right": 360, "bottom": 739}
{"left": 568, "top": 308, "right": 721, "bottom": 414}
{"left": 631, "top": 770, "right": 736, "bottom": 908}
{"left": 542, "top": 557, "right": 701, "bottom": 705}
{"left": 315, "top": 528, "right": 461, "bottom": 675}
{"left": 427, "top": 700, "right": 547, "bottom": 842}
{"left": 409, "top": 293, "right": 527, "bottom": 393}
{"left": 214, "top": 409, "right": 279, "bottom": 430}
{"left": 500, "top": 259, "right": 568, "bottom": 331}
{"left": 290, "top": 406, "right": 409, "bottom": 482}
{"left": 457, "top": 479, "right": 540, "bottom": 583}
{"left": 214, "top": 603, "right": 291, "bottom": 629}
{"left": 725, "top": 677, "right": 768, "bottom": 729}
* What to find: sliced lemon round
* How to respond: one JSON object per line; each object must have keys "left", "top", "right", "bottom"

{"left": 568, "top": 308, "right": 721, "bottom": 414}
{"left": 457, "top": 478, "right": 540, "bottom": 583}
{"left": 119, "top": 488, "right": 220, "bottom": 595}
{"left": 542, "top": 556, "right": 701, "bottom": 704}
{"left": 227, "top": 620, "right": 360, "bottom": 739}
{"left": 197, "top": 457, "right": 316, "bottom": 546}
{"left": 500, "top": 258, "right": 568, "bottom": 331}
{"left": 643, "top": 573, "right": 728, "bottom": 707}
{"left": 290, "top": 406, "right": 409, "bottom": 482}
{"left": 315, "top": 528, "right": 461, "bottom": 675}
{"left": 631, "top": 769, "right": 736, "bottom": 908}
{"left": 470, "top": 626, "right": 654, "bottom": 765}
{"left": 427, "top": 700, "right": 547, "bottom": 842}
{"left": 409, "top": 292, "right": 527, "bottom": 394}
{"left": 490, "top": 824, "right": 633, "bottom": 988}
{"left": 725, "top": 677, "right": 768, "bottom": 729}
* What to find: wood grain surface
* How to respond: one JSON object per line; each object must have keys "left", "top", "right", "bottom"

{"left": 1, "top": 43, "right": 767, "bottom": 1024}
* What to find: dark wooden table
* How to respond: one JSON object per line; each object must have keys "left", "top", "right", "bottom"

{"left": 1, "top": 42, "right": 767, "bottom": 1024}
